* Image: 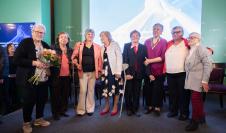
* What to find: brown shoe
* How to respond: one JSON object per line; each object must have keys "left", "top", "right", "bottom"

{"left": 34, "top": 118, "right": 50, "bottom": 127}
{"left": 22, "top": 122, "right": 32, "bottom": 133}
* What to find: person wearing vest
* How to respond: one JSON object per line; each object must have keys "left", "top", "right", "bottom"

{"left": 123, "top": 30, "right": 147, "bottom": 117}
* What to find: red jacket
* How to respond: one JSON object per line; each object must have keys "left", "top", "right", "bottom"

{"left": 163, "top": 38, "right": 189, "bottom": 73}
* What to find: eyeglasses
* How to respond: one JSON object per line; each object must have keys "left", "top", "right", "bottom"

{"left": 172, "top": 31, "right": 181, "bottom": 34}
{"left": 33, "top": 30, "right": 45, "bottom": 34}
{"left": 188, "top": 36, "right": 198, "bottom": 40}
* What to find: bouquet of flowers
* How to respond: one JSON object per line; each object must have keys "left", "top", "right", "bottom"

{"left": 28, "top": 49, "right": 60, "bottom": 85}
{"left": 41, "top": 49, "right": 60, "bottom": 67}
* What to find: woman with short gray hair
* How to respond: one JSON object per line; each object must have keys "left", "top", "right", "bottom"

{"left": 14, "top": 23, "right": 51, "bottom": 133}
{"left": 71, "top": 28, "right": 102, "bottom": 116}
{"left": 184, "top": 32, "right": 212, "bottom": 131}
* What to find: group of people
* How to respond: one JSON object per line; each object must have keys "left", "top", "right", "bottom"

{"left": 0, "top": 23, "right": 213, "bottom": 133}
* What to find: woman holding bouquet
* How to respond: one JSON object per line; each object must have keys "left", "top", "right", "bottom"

{"left": 71, "top": 29, "right": 102, "bottom": 116}
{"left": 14, "top": 24, "right": 51, "bottom": 133}
{"left": 50, "top": 32, "right": 73, "bottom": 120}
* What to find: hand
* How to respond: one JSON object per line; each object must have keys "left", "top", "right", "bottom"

{"left": 43, "top": 63, "right": 50, "bottom": 69}
{"left": 33, "top": 60, "right": 46, "bottom": 69}
{"left": 46, "top": 69, "right": 51, "bottom": 76}
{"left": 144, "top": 57, "right": 149, "bottom": 66}
{"left": 72, "top": 59, "right": 78, "bottom": 65}
{"left": 149, "top": 75, "right": 155, "bottom": 81}
{"left": 115, "top": 74, "right": 121, "bottom": 79}
{"left": 202, "top": 83, "right": 209, "bottom": 92}
{"left": 98, "top": 71, "right": 102, "bottom": 78}
{"left": 0, "top": 79, "right": 4, "bottom": 84}
{"left": 76, "top": 64, "right": 82, "bottom": 70}
{"left": 125, "top": 75, "right": 133, "bottom": 80}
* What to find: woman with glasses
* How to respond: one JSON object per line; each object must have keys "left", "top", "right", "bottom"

{"left": 14, "top": 24, "right": 51, "bottom": 133}
{"left": 184, "top": 32, "right": 212, "bottom": 131}
{"left": 165, "top": 26, "right": 191, "bottom": 121}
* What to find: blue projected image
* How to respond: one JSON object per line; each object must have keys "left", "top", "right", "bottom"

{"left": 0, "top": 22, "right": 34, "bottom": 47}
{"left": 90, "top": 0, "right": 202, "bottom": 48}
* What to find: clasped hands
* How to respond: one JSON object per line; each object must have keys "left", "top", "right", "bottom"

{"left": 72, "top": 59, "right": 82, "bottom": 70}
{"left": 144, "top": 57, "right": 150, "bottom": 66}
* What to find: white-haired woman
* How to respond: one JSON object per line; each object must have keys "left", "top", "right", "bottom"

{"left": 14, "top": 24, "right": 51, "bottom": 133}
{"left": 184, "top": 32, "right": 212, "bottom": 131}
{"left": 99, "top": 31, "right": 123, "bottom": 116}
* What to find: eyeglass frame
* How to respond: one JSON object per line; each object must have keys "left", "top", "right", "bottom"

{"left": 33, "top": 30, "right": 45, "bottom": 35}
{"left": 171, "top": 30, "right": 182, "bottom": 35}
{"left": 187, "top": 36, "right": 200, "bottom": 40}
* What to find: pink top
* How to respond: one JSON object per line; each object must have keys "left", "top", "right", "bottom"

{"left": 145, "top": 38, "right": 167, "bottom": 76}
{"left": 60, "top": 53, "right": 70, "bottom": 76}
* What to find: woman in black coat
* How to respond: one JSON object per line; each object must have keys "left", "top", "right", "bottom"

{"left": 14, "top": 24, "right": 51, "bottom": 133}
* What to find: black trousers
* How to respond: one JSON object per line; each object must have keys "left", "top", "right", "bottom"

{"left": 50, "top": 76, "right": 70, "bottom": 116}
{"left": 0, "top": 78, "right": 10, "bottom": 115}
{"left": 0, "top": 83, "right": 4, "bottom": 115}
{"left": 167, "top": 72, "right": 190, "bottom": 116}
{"left": 22, "top": 82, "right": 48, "bottom": 122}
{"left": 8, "top": 77, "right": 21, "bottom": 108}
{"left": 144, "top": 75, "right": 164, "bottom": 108}
{"left": 146, "top": 75, "right": 164, "bottom": 107}
{"left": 125, "top": 77, "right": 142, "bottom": 112}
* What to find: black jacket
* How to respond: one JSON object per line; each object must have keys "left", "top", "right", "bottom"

{"left": 0, "top": 46, "right": 3, "bottom": 79}
{"left": 14, "top": 38, "right": 50, "bottom": 87}
{"left": 50, "top": 43, "right": 73, "bottom": 78}
{"left": 123, "top": 43, "right": 147, "bottom": 79}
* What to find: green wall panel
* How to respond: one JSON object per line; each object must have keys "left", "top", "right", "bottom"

{"left": 201, "top": 0, "right": 226, "bottom": 63}
{"left": 54, "top": 0, "right": 89, "bottom": 47}
{"left": 41, "top": 0, "right": 51, "bottom": 44}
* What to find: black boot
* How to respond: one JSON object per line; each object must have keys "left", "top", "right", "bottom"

{"left": 199, "top": 117, "right": 206, "bottom": 125}
{"left": 53, "top": 114, "right": 60, "bottom": 120}
{"left": 185, "top": 120, "right": 199, "bottom": 131}
{"left": 126, "top": 110, "right": 133, "bottom": 116}
{"left": 178, "top": 114, "right": 188, "bottom": 121}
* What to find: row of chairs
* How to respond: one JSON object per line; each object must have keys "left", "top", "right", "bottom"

{"left": 207, "top": 63, "right": 226, "bottom": 108}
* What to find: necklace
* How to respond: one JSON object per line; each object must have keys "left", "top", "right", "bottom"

{"left": 85, "top": 41, "right": 93, "bottom": 48}
{"left": 151, "top": 37, "right": 160, "bottom": 49}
